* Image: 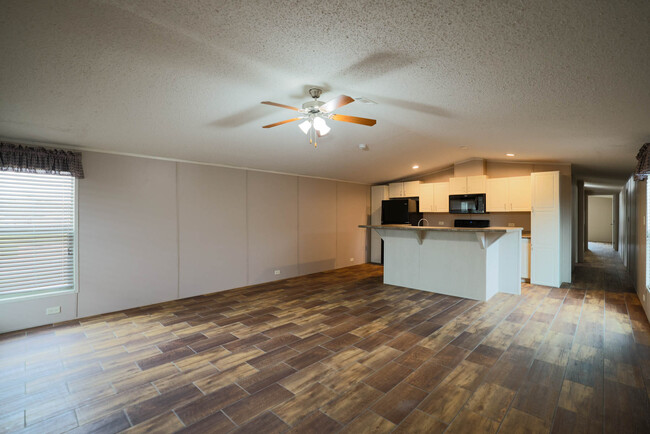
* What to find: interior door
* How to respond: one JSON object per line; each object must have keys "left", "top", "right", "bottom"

{"left": 531, "top": 171, "right": 560, "bottom": 287}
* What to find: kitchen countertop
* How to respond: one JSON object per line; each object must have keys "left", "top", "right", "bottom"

{"left": 359, "top": 224, "right": 523, "bottom": 233}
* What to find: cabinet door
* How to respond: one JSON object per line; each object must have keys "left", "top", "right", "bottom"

{"left": 531, "top": 171, "right": 560, "bottom": 287}
{"left": 467, "top": 175, "right": 487, "bottom": 194}
{"left": 388, "top": 182, "right": 404, "bottom": 198}
{"left": 403, "top": 181, "right": 421, "bottom": 197}
{"left": 486, "top": 178, "right": 508, "bottom": 212}
{"left": 432, "top": 182, "right": 449, "bottom": 212}
{"left": 418, "top": 183, "right": 434, "bottom": 212}
{"left": 449, "top": 177, "right": 467, "bottom": 195}
{"left": 508, "top": 176, "right": 531, "bottom": 211}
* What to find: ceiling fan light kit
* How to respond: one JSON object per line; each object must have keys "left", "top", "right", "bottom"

{"left": 261, "top": 87, "right": 376, "bottom": 148}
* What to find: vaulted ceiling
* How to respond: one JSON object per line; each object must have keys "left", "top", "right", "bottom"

{"left": 1, "top": 0, "right": 649, "bottom": 184}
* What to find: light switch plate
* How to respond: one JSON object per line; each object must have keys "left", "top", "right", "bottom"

{"left": 508, "top": 223, "right": 515, "bottom": 227}
{"left": 349, "top": 258, "right": 354, "bottom": 262}
{"left": 438, "top": 221, "right": 445, "bottom": 225}
{"left": 46, "top": 306, "right": 61, "bottom": 315}
{"left": 274, "top": 270, "right": 281, "bottom": 275}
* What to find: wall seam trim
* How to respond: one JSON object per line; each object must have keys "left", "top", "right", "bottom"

{"left": 176, "top": 162, "right": 180, "bottom": 299}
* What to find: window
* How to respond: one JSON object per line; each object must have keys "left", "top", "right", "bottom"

{"left": 0, "top": 171, "right": 76, "bottom": 299}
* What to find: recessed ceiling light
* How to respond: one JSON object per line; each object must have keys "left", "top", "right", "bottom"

{"left": 358, "top": 143, "right": 369, "bottom": 151}
{"left": 506, "top": 153, "right": 515, "bottom": 157}
{"left": 412, "top": 165, "right": 419, "bottom": 169}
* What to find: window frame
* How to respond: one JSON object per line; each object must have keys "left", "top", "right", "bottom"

{"left": 0, "top": 174, "right": 78, "bottom": 304}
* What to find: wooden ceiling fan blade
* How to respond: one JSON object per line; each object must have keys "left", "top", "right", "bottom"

{"left": 330, "top": 114, "right": 376, "bottom": 126}
{"left": 320, "top": 95, "right": 355, "bottom": 113}
{"left": 262, "top": 118, "right": 301, "bottom": 128}
{"left": 261, "top": 101, "right": 300, "bottom": 111}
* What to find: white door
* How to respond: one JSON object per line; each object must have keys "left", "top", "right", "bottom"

{"left": 531, "top": 171, "right": 560, "bottom": 287}
{"left": 486, "top": 178, "right": 508, "bottom": 212}
{"left": 433, "top": 182, "right": 449, "bottom": 212}
{"left": 467, "top": 175, "right": 487, "bottom": 194}
{"left": 403, "top": 181, "right": 421, "bottom": 197}
{"left": 449, "top": 177, "right": 467, "bottom": 195}
{"left": 388, "top": 182, "right": 404, "bottom": 198}
{"left": 509, "top": 176, "right": 531, "bottom": 211}
{"left": 370, "top": 185, "right": 388, "bottom": 263}
{"left": 419, "top": 183, "right": 434, "bottom": 212}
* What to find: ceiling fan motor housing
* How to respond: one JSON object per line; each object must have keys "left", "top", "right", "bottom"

{"left": 302, "top": 100, "right": 325, "bottom": 113}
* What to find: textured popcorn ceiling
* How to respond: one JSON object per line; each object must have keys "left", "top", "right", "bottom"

{"left": 0, "top": 0, "right": 648, "bottom": 184}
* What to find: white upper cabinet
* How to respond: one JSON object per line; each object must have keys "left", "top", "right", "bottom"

{"left": 419, "top": 182, "right": 449, "bottom": 213}
{"left": 486, "top": 176, "right": 531, "bottom": 212}
{"left": 449, "top": 175, "right": 487, "bottom": 195}
{"left": 403, "top": 181, "right": 421, "bottom": 197}
{"left": 467, "top": 175, "right": 487, "bottom": 194}
{"left": 419, "top": 183, "right": 434, "bottom": 212}
{"left": 509, "top": 176, "right": 531, "bottom": 211}
{"left": 388, "top": 181, "right": 420, "bottom": 198}
{"left": 433, "top": 182, "right": 449, "bottom": 212}
{"left": 388, "top": 182, "right": 403, "bottom": 198}
{"left": 449, "top": 177, "right": 468, "bottom": 194}
{"left": 486, "top": 178, "right": 509, "bottom": 212}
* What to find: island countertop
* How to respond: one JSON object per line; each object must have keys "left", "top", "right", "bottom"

{"left": 359, "top": 224, "right": 523, "bottom": 233}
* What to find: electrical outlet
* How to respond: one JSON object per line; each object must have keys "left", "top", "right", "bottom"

{"left": 349, "top": 257, "right": 354, "bottom": 262}
{"left": 274, "top": 270, "right": 281, "bottom": 275}
{"left": 508, "top": 223, "right": 515, "bottom": 227}
{"left": 438, "top": 221, "right": 445, "bottom": 225}
{"left": 46, "top": 306, "right": 61, "bottom": 315}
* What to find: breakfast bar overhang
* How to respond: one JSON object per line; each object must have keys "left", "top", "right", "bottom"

{"left": 360, "top": 225, "right": 523, "bottom": 301}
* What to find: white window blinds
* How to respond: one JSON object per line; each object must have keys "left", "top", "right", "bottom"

{"left": 0, "top": 171, "right": 75, "bottom": 297}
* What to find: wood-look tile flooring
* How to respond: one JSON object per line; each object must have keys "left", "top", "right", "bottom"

{"left": 2, "top": 249, "right": 650, "bottom": 433}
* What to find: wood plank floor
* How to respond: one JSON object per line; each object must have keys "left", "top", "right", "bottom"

{"left": 2, "top": 247, "right": 650, "bottom": 433}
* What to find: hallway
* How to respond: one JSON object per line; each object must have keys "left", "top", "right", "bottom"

{"left": 571, "top": 242, "right": 636, "bottom": 293}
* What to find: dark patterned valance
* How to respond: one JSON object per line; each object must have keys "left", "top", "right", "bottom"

{"left": 0, "top": 142, "right": 84, "bottom": 178}
{"left": 634, "top": 143, "right": 650, "bottom": 181}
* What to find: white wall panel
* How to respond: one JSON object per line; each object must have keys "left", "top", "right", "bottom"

{"left": 177, "top": 163, "right": 247, "bottom": 297}
{"left": 77, "top": 153, "right": 178, "bottom": 317}
{"left": 247, "top": 171, "right": 298, "bottom": 284}
{"left": 298, "top": 177, "right": 337, "bottom": 275}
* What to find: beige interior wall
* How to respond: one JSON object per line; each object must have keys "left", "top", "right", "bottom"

{"left": 587, "top": 196, "right": 613, "bottom": 243}
{"left": 298, "top": 177, "right": 337, "bottom": 275}
{"left": 77, "top": 153, "right": 179, "bottom": 317}
{"left": 247, "top": 171, "right": 299, "bottom": 285}
{"left": 336, "top": 182, "right": 370, "bottom": 268}
{"left": 454, "top": 159, "right": 486, "bottom": 176}
{"left": 0, "top": 151, "right": 370, "bottom": 333}
{"left": 486, "top": 162, "right": 534, "bottom": 178}
{"left": 419, "top": 167, "right": 454, "bottom": 183}
{"left": 177, "top": 163, "right": 248, "bottom": 297}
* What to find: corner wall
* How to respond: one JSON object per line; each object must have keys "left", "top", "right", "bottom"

{"left": 0, "top": 152, "right": 370, "bottom": 333}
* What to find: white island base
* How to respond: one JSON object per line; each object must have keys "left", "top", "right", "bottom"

{"left": 361, "top": 225, "right": 522, "bottom": 301}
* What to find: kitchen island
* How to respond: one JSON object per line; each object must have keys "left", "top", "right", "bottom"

{"left": 359, "top": 225, "right": 522, "bottom": 301}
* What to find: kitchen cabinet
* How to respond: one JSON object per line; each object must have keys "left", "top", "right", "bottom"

{"left": 521, "top": 237, "right": 530, "bottom": 279}
{"left": 531, "top": 171, "right": 560, "bottom": 287}
{"left": 433, "top": 182, "right": 449, "bottom": 212}
{"left": 388, "top": 181, "right": 420, "bottom": 198}
{"left": 486, "top": 176, "right": 531, "bottom": 212}
{"left": 419, "top": 183, "right": 434, "bottom": 212}
{"left": 449, "top": 175, "right": 487, "bottom": 195}
{"left": 418, "top": 182, "right": 449, "bottom": 213}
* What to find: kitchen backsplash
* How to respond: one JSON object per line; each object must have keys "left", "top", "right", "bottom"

{"left": 421, "top": 212, "right": 531, "bottom": 231}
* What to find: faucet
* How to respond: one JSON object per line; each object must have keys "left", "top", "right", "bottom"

{"left": 417, "top": 218, "right": 429, "bottom": 227}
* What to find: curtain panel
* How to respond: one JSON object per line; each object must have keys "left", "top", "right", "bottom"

{"left": 635, "top": 143, "right": 650, "bottom": 181}
{"left": 0, "top": 142, "right": 84, "bottom": 178}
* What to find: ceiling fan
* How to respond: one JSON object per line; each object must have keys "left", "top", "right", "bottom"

{"left": 261, "top": 88, "right": 377, "bottom": 148}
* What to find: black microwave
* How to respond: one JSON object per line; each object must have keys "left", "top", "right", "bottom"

{"left": 449, "top": 194, "right": 486, "bottom": 214}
